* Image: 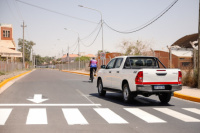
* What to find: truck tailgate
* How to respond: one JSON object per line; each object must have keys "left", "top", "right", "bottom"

{"left": 142, "top": 69, "right": 179, "bottom": 84}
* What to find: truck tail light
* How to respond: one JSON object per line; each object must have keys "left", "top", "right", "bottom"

{"left": 135, "top": 71, "right": 143, "bottom": 85}
{"left": 178, "top": 71, "right": 182, "bottom": 84}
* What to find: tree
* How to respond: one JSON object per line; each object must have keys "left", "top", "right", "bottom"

{"left": 35, "top": 55, "right": 44, "bottom": 66}
{"left": 119, "top": 40, "right": 152, "bottom": 56}
{"left": 75, "top": 56, "right": 90, "bottom": 61}
{"left": 18, "top": 38, "right": 36, "bottom": 62}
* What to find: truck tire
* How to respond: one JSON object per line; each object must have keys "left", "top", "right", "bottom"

{"left": 97, "top": 79, "right": 106, "bottom": 96}
{"left": 123, "top": 83, "right": 132, "bottom": 103}
{"left": 158, "top": 93, "right": 172, "bottom": 104}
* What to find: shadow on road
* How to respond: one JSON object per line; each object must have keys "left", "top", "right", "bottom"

{"left": 82, "top": 81, "right": 94, "bottom": 83}
{"left": 90, "top": 93, "right": 174, "bottom": 107}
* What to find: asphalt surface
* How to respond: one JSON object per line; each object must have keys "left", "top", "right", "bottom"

{"left": 0, "top": 69, "right": 200, "bottom": 133}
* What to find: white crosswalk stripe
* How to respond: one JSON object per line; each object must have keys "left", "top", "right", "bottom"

{"left": 94, "top": 108, "right": 128, "bottom": 124}
{"left": 62, "top": 108, "right": 88, "bottom": 125}
{"left": 0, "top": 108, "right": 12, "bottom": 125}
{"left": 183, "top": 108, "right": 200, "bottom": 115}
{"left": 154, "top": 108, "right": 200, "bottom": 122}
{"left": 26, "top": 108, "right": 48, "bottom": 125}
{"left": 0, "top": 107, "right": 200, "bottom": 125}
{"left": 124, "top": 108, "right": 166, "bottom": 123}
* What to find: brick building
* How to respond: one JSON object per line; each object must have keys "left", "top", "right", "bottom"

{"left": 0, "top": 24, "right": 22, "bottom": 61}
{"left": 154, "top": 33, "right": 197, "bottom": 69}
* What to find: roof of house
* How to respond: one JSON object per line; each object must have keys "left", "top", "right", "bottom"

{"left": 155, "top": 49, "right": 192, "bottom": 57}
{"left": 61, "top": 54, "right": 79, "bottom": 58}
{"left": 0, "top": 40, "right": 15, "bottom": 49}
{"left": 171, "top": 33, "right": 198, "bottom": 48}
{"left": 0, "top": 46, "right": 22, "bottom": 57}
{"left": 85, "top": 54, "right": 96, "bottom": 57}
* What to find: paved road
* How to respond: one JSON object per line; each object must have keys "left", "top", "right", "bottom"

{"left": 0, "top": 69, "right": 200, "bottom": 133}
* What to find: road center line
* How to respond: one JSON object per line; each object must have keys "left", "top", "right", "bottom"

{"left": 76, "top": 89, "right": 100, "bottom": 108}
{"left": 0, "top": 104, "right": 101, "bottom": 107}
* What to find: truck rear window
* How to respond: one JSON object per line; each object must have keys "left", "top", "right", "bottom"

{"left": 124, "top": 57, "right": 159, "bottom": 69}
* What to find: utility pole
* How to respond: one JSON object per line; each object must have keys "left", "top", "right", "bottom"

{"left": 68, "top": 45, "right": 69, "bottom": 70}
{"left": 198, "top": 0, "right": 200, "bottom": 89}
{"left": 78, "top": 37, "right": 80, "bottom": 70}
{"left": 21, "top": 21, "right": 27, "bottom": 69}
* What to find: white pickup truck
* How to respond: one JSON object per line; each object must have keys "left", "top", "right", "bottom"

{"left": 97, "top": 56, "right": 182, "bottom": 103}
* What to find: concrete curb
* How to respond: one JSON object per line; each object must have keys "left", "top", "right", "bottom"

{"left": 0, "top": 70, "right": 32, "bottom": 88}
{"left": 174, "top": 92, "right": 200, "bottom": 103}
{"left": 62, "top": 70, "right": 90, "bottom": 76}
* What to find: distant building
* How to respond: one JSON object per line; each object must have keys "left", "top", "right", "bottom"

{"left": 0, "top": 24, "right": 22, "bottom": 61}
{"left": 154, "top": 33, "right": 197, "bottom": 69}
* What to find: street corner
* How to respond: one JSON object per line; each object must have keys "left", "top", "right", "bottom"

{"left": 174, "top": 92, "right": 200, "bottom": 103}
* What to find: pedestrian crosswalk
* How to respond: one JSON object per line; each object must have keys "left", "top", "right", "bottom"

{"left": 0, "top": 107, "right": 200, "bottom": 125}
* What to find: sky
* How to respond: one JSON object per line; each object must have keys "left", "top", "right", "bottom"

{"left": 0, "top": 0, "right": 199, "bottom": 58}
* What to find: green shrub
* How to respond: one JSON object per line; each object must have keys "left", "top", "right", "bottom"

{"left": 182, "top": 69, "right": 198, "bottom": 88}
{"left": 0, "top": 72, "right": 5, "bottom": 76}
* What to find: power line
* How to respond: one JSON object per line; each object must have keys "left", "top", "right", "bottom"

{"left": 69, "top": 39, "right": 78, "bottom": 48}
{"left": 104, "top": 0, "right": 178, "bottom": 34}
{"left": 80, "top": 25, "right": 102, "bottom": 47}
{"left": 13, "top": 0, "right": 24, "bottom": 20}
{"left": 80, "top": 21, "right": 101, "bottom": 40}
{"left": 16, "top": 0, "right": 98, "bottom": 24}
{"left": 71, "top": 43, "right": 78, "bottom": 53}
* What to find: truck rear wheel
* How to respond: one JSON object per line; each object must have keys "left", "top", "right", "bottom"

{"left": 158, "top": 93, "right": 172, "bottom": 104}
{"left": 123, "top": 83, "right": 132, "bottom": 103}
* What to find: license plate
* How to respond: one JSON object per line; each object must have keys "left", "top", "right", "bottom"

{"left": 154, "top": 85, "right": 165, "bottom": 89}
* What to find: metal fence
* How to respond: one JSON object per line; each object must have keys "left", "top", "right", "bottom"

{"left": 55, "top": 61, "right": 90, "bottom": 71}
{"left": 56, "top": 58, "right": 113, "bottom": 71}
{"left": 0, "top": 61, "right": 23, "bottom": 73}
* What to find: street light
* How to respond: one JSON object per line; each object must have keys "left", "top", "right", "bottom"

{"left": 78, "top": 5, "right": 104, "bottom": 65}
{"left": 64, "top": 28, "right": 80, "bottom": 70}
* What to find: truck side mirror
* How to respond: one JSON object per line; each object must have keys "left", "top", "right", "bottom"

{"left": 101, "top": 65, "right": 106, "bottom": 69}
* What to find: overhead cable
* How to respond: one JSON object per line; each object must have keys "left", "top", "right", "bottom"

{"left": 71, "top": 43, "right": 78, "bottom": 53}
{"left": 16, "top": 0, "right": 98, "bottom": 24}
{"left": 80, "top": 21, "right": 101, "bottom": 40}
{"left": 69, "top": 39, "right": 78, "bottom": 48}
{"left": 104, "top": 0, "right": 178, "bottom": 34}
{"left": 80, "top": 24, "right": 102, "bottom": 47}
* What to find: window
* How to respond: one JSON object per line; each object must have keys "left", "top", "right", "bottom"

{"left": 114, "top": 58, "right": 123, "bottom": 68}
{"left": 124, "top": 57, "right": 159, "bottom": 69}
{"left": 3, "top": 30, "right": 10, "bottom": 38}
{"left": 106, "top": 59, "right": 116, "bottom": 69}
{"left": 182, "top": 62, "right": 190, "bottom": 67}
{"left": 124, "top": 58, "right": 131, "bottom": 69}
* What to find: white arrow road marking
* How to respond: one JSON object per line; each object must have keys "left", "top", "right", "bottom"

{"left": 27, "top": 94, "right": 48, "bottom": 103}
{"left": 0, "top": 108, "right": 12, "bottom": 125}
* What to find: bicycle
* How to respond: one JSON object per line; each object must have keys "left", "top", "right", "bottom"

{"left": 90, "top": 68, "right": 96, "bottom": 83}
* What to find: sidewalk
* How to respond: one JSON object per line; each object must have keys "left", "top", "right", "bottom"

{"left": 174, "top": 86, "right": 200, "bottom": 102}
{"left": 62, "top": 70, "right": 200, "bottom": 103}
